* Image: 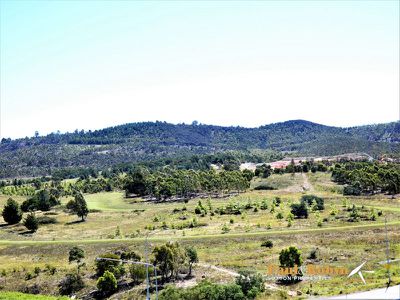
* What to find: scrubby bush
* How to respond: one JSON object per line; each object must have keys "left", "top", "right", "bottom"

{"left": 159, "top": 280, "right": 245, "bottom": 300}
{"left": 95, "top": 253, "right": 124, "bottom": 278}
{"left": 254, "top": 184, "right": 275, "bottom": 190}
{"left": 261, "top": 240, "right": 273, "bottom": 248}
{"left": 97, "top": 270, "right": 117, "bottom": 296}
{"left": 290, "top": 202, "right": 308, "bottom": 219}
{"left": 23, "top": 213, "right": 39, "bottom": 232}
{"left": 37, "top": 216, "right": 57, "bottom": 224}
{"left": 235, "top": 270, "right": 265, "bottom": 299}
{"left": 301, "top": 195, "right": 324, "bottom": 211}
{"left": 129, "top": 264, "right": 146, "bottom": 284}
{"left": 59, "top": 273, "right": 85, "bottom": 295}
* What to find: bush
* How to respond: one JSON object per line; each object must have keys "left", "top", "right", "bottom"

{"left": 97, "top": 270, "right": 117, "bottom": 296}
{"left": 129, "top": 264, "right": 146, "bottom": 284}
{"left": 290, "top": 202, "right": 309, "bottom": 219}
{"left": 343, "top": 185, "right": 361, "bottom": 196}
{"left": 301, "top": 195, "right": 324, "bottom": 211}
{"left": 59, "top": 273, "right": 85, "bottom": 295}
{"left": 37, "top": 216, "right": 57, "bottom": 224}
{"left": 235, "top": 270, "right": 265, "bottom": 298}
{"left": 308, "top": 249, "right": 318, "bottom": 260}
{"left": 25, "top": 272, "right": 33, "bottom": 280}
{"left": 23, "top": 213, "right": 39, "bottom": 232}
{"left": 159, "top": 280, "right": 245, "bottom": 300}
{"left": 254, "top": 184, "right": 275, "bottom": 190}
{"left": 95, "top": 253, "right": 124, "bottom": 278}
{"left": 221, "top": 224, "right": 230, "bottom": 234}
{"left": 279, "top": 246, "right": 303, "bottom": 283}
{"left": 261, "top": 240, "right": 273, "bottom": 248}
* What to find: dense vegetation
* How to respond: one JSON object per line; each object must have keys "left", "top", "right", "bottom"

{"left": 332, "top": 162, "right": 400, "bottom": 195}
{"left": 1, "top": 120, "right": 398, "bottom": 178}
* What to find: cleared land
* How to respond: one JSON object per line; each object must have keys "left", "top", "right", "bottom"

{"left": 0, "top": 173, "right": 399, "bottom": 299}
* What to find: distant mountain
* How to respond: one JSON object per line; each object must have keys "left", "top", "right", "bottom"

{"left": 0, "top": 120, "right": 399, "bottom": 178}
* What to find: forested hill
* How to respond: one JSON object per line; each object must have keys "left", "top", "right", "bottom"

{"left": 0, "top": 120, "right": 399, "bottom": 178}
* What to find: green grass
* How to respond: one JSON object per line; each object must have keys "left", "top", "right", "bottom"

{"left": 251, "top": 173, "right": 304, "bottom": 190}
{"left": 62, "top": 191, "right": 136, "bottom": 211}
{"left": 0, "top": 292, "right": 69, "bottom": 300}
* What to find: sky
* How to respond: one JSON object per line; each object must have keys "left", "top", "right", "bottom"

{"left": 0, "top": 0, "right": 399, "bottom": 139}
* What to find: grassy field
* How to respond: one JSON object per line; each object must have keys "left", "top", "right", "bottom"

{"left": 0, "top": 172, "right": 399, "bottom": 299}
{"left": 0, "top": 292, "right": 69, "bottom": 300}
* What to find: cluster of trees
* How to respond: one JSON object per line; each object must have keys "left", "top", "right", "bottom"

{"left": 290, "top": 195, "right": 325, "bottom": 219}
{"left": 332, "top": 162, "right": 400, "bottom": 195}
{"left": 124, "top": 168, "right": 251, "bottom": 200}
{"left": 1, "top": 189, "right": 89, "bottom": 233}
{"left": 1, "top": 198, "right": 39, "bottom": 232}
{"left": 254, "top": 160, "right": 329, "bottom": 180}
{"left": 91, "top": 242, "right": 198, "bottom": 297}
{"left": 20, "top": 190, "right": 60, "bottom": 212}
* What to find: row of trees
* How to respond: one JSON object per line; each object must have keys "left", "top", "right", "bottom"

{"left": 332, "top": 162, "right": 400, "bottom": 195}
{"left": 124, "top": 168, "right": 252, "bottom": 200}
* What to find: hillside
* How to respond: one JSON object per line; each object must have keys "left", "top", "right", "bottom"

{"left": 0, "top": 120, "right": 399, "bottom": 178}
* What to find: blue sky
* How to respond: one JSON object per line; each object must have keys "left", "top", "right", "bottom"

{"left": 1, "top": 0, "right": 399, "bottom": 138}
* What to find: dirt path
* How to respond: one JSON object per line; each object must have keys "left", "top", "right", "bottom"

{"left": 197, "top": 263, "right": 281, "bottom": 291}
{"left": 302, "top": 173, "right": 314, "bottom": 192}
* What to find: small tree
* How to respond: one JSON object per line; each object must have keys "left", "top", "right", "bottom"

{"left": 2, "top": 198, "right": 23, "bottom": 225}
{"left": 152, "top": 243, "right": 175, "bottom": 283}
{"left": 97, "top": 270, "right": 117, "bottom": 296}
{"left": 279, "top": 246, "right": 303, "bottom": 283}
{"left": 235, "top": 270, "right": 265, "bottom": 299}
{"left": 68, "top": 192, "right": 89, "bottom": 221}
{"left": 185, "top": 246, "right": 198, "bottom": 277}
{"left": 24, "top": 213, "right": 39, "bottom": 232}
{"left": 290, "top": 202, "right": 308, "bottom": 219}
{"left": 95, "top": 253, "right": 122, "bottom": 277}
{"left": 129, "top": 264, "right": 146, "bottom": 284}
{"left": 69, "top": 246, "right": 85, "bottom": 273}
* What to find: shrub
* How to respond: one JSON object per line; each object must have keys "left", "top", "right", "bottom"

{"left": 37, "top": 216, "right": 57, "bottom": 224}
{"left": 59, "top": 273, "right": 85, "bottom": 295}
{"left": 221, "top": 224, "right": 230, "bottom": 234}
{"left": 235, "top": 270, "right": 265, "bottom": 298}
{"left": 25, "top": 272, "right": 33, "bottom": 280}
{"left": 254, "top": 184, "right": 275, "bottom": 190}
{"left": 279, "top": 246, "right": 303, "bottom": 282}
{"left": 260, "top": 200, "right": 268, "bottom": 210}
{"left": 276, "top": 212, "right": 283, "bottom": 219}
{"left": 34, "top": 267, "right": 41, "bottom": 276}
{"left": 23, "top": 213, "right": 39, "bottom": 232}
{"left": 301, "top": 195, "right": 324, "bottom": 211}
{"left": 261, "top": 240, "right": 273, "bottom": 248}
{"left": 129, "top": 264, "right": 146, "bottom": 284}
{"left": 343, "top": 185, "right": 361, "bottom": 196}
{"left": 95, "top": 253, "right": 124, "bottom": 278}
{"left": 308, "top": 249, "right": 318, "bottom": 260}
{"left": 45, "top": 264, "right": 57, "bottom": 275}
{"left": 159, "top": 280, "right": 245, "bottom": 300}
{"left": 290, "top": 202, "right": 309, "bottom": 219}
{"left": 97, "top": 270, "right": 117, "bottom": 296}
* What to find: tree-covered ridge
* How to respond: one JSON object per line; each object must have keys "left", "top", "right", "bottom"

{"left": 0, "top": 120, "right": 399, "bottom": 178}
